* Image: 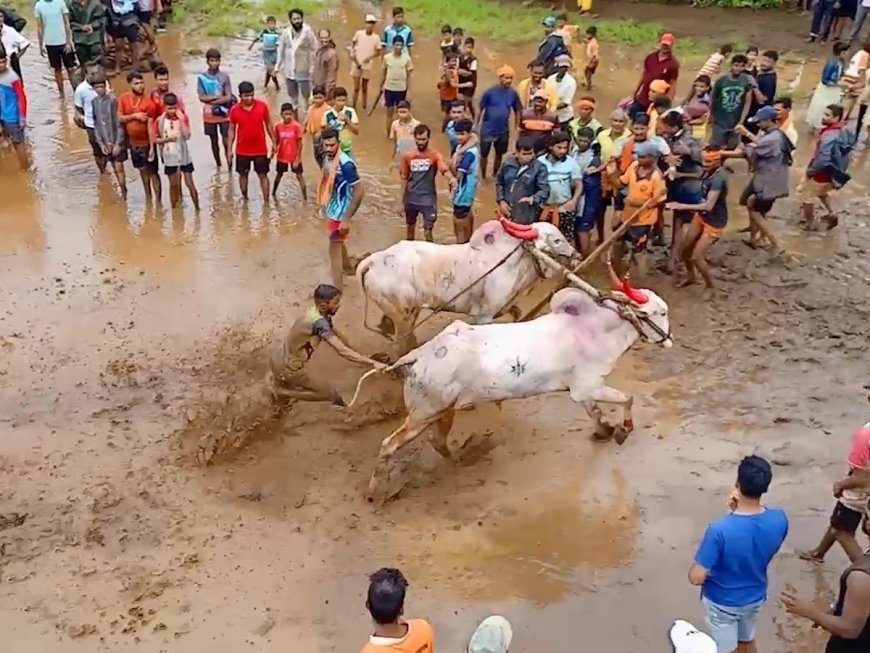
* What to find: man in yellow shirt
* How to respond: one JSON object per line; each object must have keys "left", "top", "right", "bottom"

{"left": 517, "top": 61, "right": 558, "bottom": 111}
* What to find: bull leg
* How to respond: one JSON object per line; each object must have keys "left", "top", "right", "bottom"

{"left": 430, "top": 409, "right": 456, "bottom": 459}
{"left": 586, "top": 385, "right": 634, "bottom": 445}
{"left": 582, "top": 400, "right": 614, "bottom": 442}
{"left": 367, "top": 412, "right": 443, "bottom": 501}
{"left": 395, "top": 307, "right": 420, "bottom": 355}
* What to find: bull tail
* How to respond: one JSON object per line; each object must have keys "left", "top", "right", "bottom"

{"left": 346, "top": 359, "right": 415, "bottom": 409}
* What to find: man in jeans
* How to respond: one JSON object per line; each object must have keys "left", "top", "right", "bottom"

{"left": 689, "top": 455, "right": 788, "bottom": 653}
{"left": 849, "top": 0, "right": 870, "bottom": 45}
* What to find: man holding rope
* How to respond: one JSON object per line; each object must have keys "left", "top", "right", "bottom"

{"left": 266, "top": 284, "right": 387, "bottom": 407}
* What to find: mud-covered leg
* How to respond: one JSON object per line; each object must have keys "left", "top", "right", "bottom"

{"left": 582, "top": 400, "right": 614, "bottom": 442}
{"left": 588, "top": 385, "right": 634, "bottom": 445}
{"left": 367, "top": 414, "right": 440, "bottom": 501}
{"left": 395, "top": 307, "right": 421, "bottom": 355}
{"left": 430, "top": 409, "right": 455, "bottom": 459}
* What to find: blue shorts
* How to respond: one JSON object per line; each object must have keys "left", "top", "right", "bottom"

{"left": 702, "top": 596, "right": 765, "bottom": 652}
{"left": 384, "top": 89, "right": 407, "bottom": 108}
{"left": 668, "top": 184, "right": 702, "bottom": 223}
{"left": 577, "top": 179, "right": 602, "bottom": 233}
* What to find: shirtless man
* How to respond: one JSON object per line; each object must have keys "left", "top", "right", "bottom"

{"left": 266, "top": 284, "right": 386, "bottom": 406}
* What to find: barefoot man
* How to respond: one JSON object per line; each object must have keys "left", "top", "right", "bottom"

{"left": 266, "top": 284, "right": 386, "bottom": 407}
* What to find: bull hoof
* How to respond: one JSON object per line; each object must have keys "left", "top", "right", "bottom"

{"left": 613, "top": 424, "right": 630, "bottom": 445}
{"left": 592, "top": 422, "right": 614, "bottom": 442}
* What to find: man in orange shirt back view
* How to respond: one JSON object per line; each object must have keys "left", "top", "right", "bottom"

{"left": 361, "top": 568, "right": 433, "bottom": 653}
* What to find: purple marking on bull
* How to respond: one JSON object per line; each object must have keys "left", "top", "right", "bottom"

{"left": 435, "top": 346, "right": 448, "bottom": 359}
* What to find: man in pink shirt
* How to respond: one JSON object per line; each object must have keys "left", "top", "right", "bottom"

{"left": 801, "top": 414, "right": 870, "bottom": 564}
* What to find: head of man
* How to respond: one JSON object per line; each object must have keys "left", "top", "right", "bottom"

{"left": 93, "top": 75, "right": 108, "bottom": 96}
{"left": 391, "top": 35, "right": 404, "bottom": 56}
{"left": 515, "top": 136, "right": 537, "bottom": 165}
{"left": 314, "top": 284, "right": 341, "bottom": 316}
{"left": 413, "top": 123, "right": 431, "bottom": 151}
{"left": 462, "top": 36, "right": 475, "bottom": 55}
{"left": 205, "top": 48, "right": 221, "bottom": 73}
{"left": 153, "top": 64, "right": 170, "bottom": 92}
{"left": 127, "top": 70, "right": 145, "bottom": 95}
{"left": 701, "top": 147, "right": 723, "bottom": 173}
{"left": 332, "top": 86, "right": 348, "bottom": 110}
{"left": 449, "top": 100, "right": 466, "bottom": 122}
{"left": 749, "top": 105, "right": 777, "bottom": 132}
{"left": 311, "top": 85, "right": 326, "bottom": 106}
{"left": 396, "top": 100, "right": 411, "bottom": 121}
{"left": 758, "top": 49, "right": 778, "bottom": 72}
{"left": 265, "top": 15, "right": 277, "bottom": 30}
{"left": 577, "top": 96, "right": 595, "bottom": 121}
{"left": 659, "top": 110, "right": 683, "bottom": 137}
{"left": 280, "top": 102, "right": 295, "bottom": 123}
{"left": 659, "top": 32, "right": 674, "bottom": 56}
{"left": 497, "top": 65, "right": 515, "bottom": 88}
{"left": 440, "top": 24, "right": 452, "bottom": 41}
{"left": 773, "top": 96, "right": 792, "bottom": 123}
{"left": 318, "top": 28, "right": 332, "bottom": 48}
{"left": 555, "top": 13, "right": 568, "bottom": 29}
{"left": 635, "top": 140, "right": 658, "bottom": 171}
{"left": 648, "top": 79, "right": 670, "bottom": 104}
{"left": 289, "top": 8, "right": 304, "bottom": 30}
{"left": 735, "top": 455, "right": 772, "bottom": 501}
{"left": 822, "top": 103, "right": 844, "bottom": 127}
{"left": 366, "top": 568, "right": 408, "bottom": 626}
{"left": 238, "top": 81, "right": 255, "bottom": 107}
{"left": 547, "top": 130, "right": 571, "bottom": 161}
{"left": 163, "top": 92, "right": 179, "bottom": 118}
{"left": 694, "top": 74, "right": 711, "bottom": 96}
{"left": 392, "top": 6, "right": 405, "bottom": 27}
{"left": 321, "top": 127, "right": 340, "bottom": 158}
{"left": 454, "top": 118, "right": 474, "bottom": 146}
{"left": 631, "top": 113, "right": 650, "bottom": 141}
{"left": 531, "top": 92, "right": 548, "bottom": 114}
{"left": 729, "top": 54, "right": 748, "bottom": 77}
{"left": 541, "top": 15, "right": 556, "bottom": 35}
{"left": 85, "top": 62, "right": 104, "bottom": 85}
{"left": 610, "top": 108, "right": 627, "bottom": 134}
{"left": 529, "top": 62, "right": 545, "bottom": 84}
{"left": 444, "top": 50, "right": 459, "bottom": 69}
{"left": 575, "top": 126, "right": 594, "bottom": 152}
{"left": 745, "top": 45, "right": 758, "bottom": 66}
{"left": 364, "top": 14, "right": 376, "bottom": 33}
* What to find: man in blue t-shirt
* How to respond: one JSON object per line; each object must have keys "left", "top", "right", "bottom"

{"left": 451, "top": 119, "right": 479, "bottom": 244}
{"left": 381, "top": 6, "right": 413, "bottom": 54}
{"left": 689, "top": 455, "right": 788, "bottom": 653}
{"left": 475, "top": 65, "right": 521, "bottom": 180}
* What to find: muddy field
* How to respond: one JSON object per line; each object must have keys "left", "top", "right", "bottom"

{"left": 2, "top": 1, "right": 870, "bottom": 651}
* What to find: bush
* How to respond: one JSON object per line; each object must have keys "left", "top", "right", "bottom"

{"left": 692, "top": 0, "right": 783, "bottom": 7}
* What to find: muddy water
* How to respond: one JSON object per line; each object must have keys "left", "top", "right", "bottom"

{"left": 2, "top": 2, "right": 870, "bottom": 652}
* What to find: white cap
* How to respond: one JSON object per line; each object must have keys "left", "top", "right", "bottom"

{"left": 365, "top": 14, "right": 378, "bottom": 22}
{"left": 669, "top": 620, "right": 717, "bottom": 653}
{"left": 468, "top": 616, "right": 513, "bottom": 653}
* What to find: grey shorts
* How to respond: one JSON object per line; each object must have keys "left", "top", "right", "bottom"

{"left": 702, "top": 596, "right": 764, "bottom": 652}
{"left": 0, "top": 120, "right": 25, "bottom": 144}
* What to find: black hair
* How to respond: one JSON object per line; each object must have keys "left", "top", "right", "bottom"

{"left": 576, "top": 126, "right": 595, "bottom": 140}
{"left": 720, "top": 43, "right": 734, "bottom": 55}
{"left": 162, "top": 92, "right": 178, "bottom": 106}
{"left": 205, "top": 48, "right": 221, "bottom": 60}
{"left": 731, "top": 54, "right": 749, "bottom": 66}
{"left": 516, "top": 136, "right": 537, "bottom": 152}
{"left": 366, "top": 568, "right": 408, "bottom": 624}
{"left": 320, "top": 127, "right": 339, "bottom": 142}
{"left": 392, "top": 6, "right": 404, "bottom": 16}
{"left": 127, "top": 70, "right": 144, "bottom": 82}
{"left": 392, "top": 35, "right": 405, "bottom": 45}
{"left": 396, "top": 100, "right": 411, "bottom": 110}
{"left": 265, "top": 14, "right": 276, "bottom": 22}
{"left": 745, "top": 45, "right": 758, "bottom": 54}
{"left": 441, "top": 23, "right": 452, "bottom": 33}
{"left": 773, "top": 96, "right": 792, "bottom": 110}
{"left": 314, "top": 284, "right": 341, "bottom": 302}
{"left": 333, "top": 86, "right": 348, "bottom": 99}
{"left": 454, "top": 118, "right": 473, "bottom": 134}
{"left": 736, "top": 455, "right": 772, "bottom": 499}
{"left": 443, "top": 47, "right": 459, "bottom": 60}
{"left": 453, "top": 27, "right": 464, "bottom": 36}
{"left": 555, "top": 12, "right": 568, "bottom": 20}
{"left": 652, "top": 95, "right": 673, "bottom": 111}
{"left": 586, "top": 25, "right": 597, "bottom": 35}
{"left": 632, "top": 113, "right": 650, "bottom": 127}
{"left": 529, "top": 60, "right": 545, "bottom": 70}
{"left": 762, "top": 49, "right": 779, "bottom": 62}
{"left": 289, "top": 8, "right": 304, "bottom": 18}
{"left": 464, "top": 36, "right": 475, "bottom": 46}
{"left": 280, "top": 102, "right": 295, "bottom": 113}
{"left": 238, "top": 81, "right": 255, "bottom": 94}
{"left": 450, "top": 99, "right": 466, "bottom": 110}
{"left": 827, "top": 104, "right": 844, "bottom": 120}
{"left": 413, "top": 123, "right": 431, "bottom": 137}
{"left": 312, "top": 85, "right": 327, "bottom": 97}
{"left": 661, "top": 110, "right": 683, "bottom": 130}
{"left": 695, "top": 74, "right": 712, "bottom": 86}
{"left": 548, "top": 130, "right": 571, "bottom": 148}
{"left": 153, "top": 64, "right": 169, "bottom": 77}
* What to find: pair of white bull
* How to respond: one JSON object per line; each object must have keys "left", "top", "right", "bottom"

{"left": 351, "top": 219, "right": 672, "bottom": 500}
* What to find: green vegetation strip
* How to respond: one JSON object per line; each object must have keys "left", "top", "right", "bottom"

{"left": 172, "top": 0, "right": 324, "bottom": 36}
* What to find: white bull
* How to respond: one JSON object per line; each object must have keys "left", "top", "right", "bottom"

{"left": 356, "top": 219, "right": 578, "bottom": 352}
{"left": 350, "top": 284, "right": 672, "bottom": 500}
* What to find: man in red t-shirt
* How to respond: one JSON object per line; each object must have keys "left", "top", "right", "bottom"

{"left": 629, "top": 33, "right": 680, "bottom": 120}
{"left": 118, "top": 70, "right": 162, "bottom": 203}
{"left": 228, "top": 81, "right": 275, "bottom": 201}
{"left": 272, "top": 101, "right": 306, "bottom": 200}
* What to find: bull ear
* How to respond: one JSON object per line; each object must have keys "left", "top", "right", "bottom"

{"left": 469, "top": 220, "right": 503, "bottom": 249}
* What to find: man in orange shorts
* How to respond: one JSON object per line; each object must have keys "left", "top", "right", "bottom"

{"left": 361, "top": 568, "right": 433, "bottom": 653}
{"left": 666, "top": 147, "right": 728, "bottom": 296}
{"left": 317, "top": 127, "right": 364, "bottom": 289}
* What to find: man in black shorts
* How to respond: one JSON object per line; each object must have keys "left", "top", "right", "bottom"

{"left": 35, "top": 0, "right": 77, "bottom": 95}
{"left": 475, "top": 65, "right": 522, "bottom": 180}
{"left": 227, "top": 81, "right": 275, "bottom": 201}
{"left": 105, "top": 0, "right": 143, "bottom": 75}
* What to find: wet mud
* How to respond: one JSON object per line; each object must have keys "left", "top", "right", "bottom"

{"left": 2, "top": 1, "right": 870, "bottom": 651}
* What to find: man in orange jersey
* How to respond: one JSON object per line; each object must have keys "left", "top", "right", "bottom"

{"left": 361, "top": 568, "right": 433, "bottom": 653}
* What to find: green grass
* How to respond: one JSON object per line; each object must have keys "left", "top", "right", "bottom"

{"left": 171, "top": 0, "right": 326, "bottom": 37}
{"left": 397, "top": 0, "right": 705, "bottom": 54}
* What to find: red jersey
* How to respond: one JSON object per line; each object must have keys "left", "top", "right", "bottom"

{"left": 228, "top": 99, "right": 271, "bottom": 156}
{"left": 150, "top": 88, "right": 186, "bottom": 115}
{"left": 275, "top": 120, "right": 303, "bottom": 164}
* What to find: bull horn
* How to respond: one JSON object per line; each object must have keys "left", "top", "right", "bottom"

{"left": 499, "top": 217, "right": 538, "bottom": 241}
{"left": 621, "top": 275, "right": 649, "bottom": 305}
{"left": 606, "top": 254, "right": 623, "bottom": 290}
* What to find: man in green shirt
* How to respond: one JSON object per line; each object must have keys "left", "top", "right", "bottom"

{"left": 68, "top": 0, "right": 106, "bottom": 70}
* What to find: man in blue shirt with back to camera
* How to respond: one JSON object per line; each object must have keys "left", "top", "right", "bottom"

{"left": 689, "top": 454, "right": 788, "bottom": 653}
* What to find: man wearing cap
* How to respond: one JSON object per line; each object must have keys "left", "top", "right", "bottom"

{"left": 351, "top": 14, "right": 382, "bottom": 109}
{"left": 476, "top": 66, "right": 522, "bottom": 179}
{"left": 733, "top": 106, "right": 792, "bottom": 253}
{"left": 534, "top": 15, "right": 571, "bottom": 75}
{"left": 548, "top": 53, "right": 576, "bottom": 130}
{"left": 467, "top": 615, "right": 512, "bottom": 653}
{"left": 630, "top": 33, "right": 680, "bottom": 120}
{"left": 519, "top": 89, "right": 558, "bottom": 154}
{"left": 783, "top": 496, "right": 870, "bottom": 652}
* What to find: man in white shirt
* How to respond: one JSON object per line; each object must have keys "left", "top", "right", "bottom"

{"left": 276, "top": 7, "right": 318, "bottom": 117}
{"left": 0, "top": 16, "right": 30, "bottom": 78}
{"left": 74, "top": 63, "right": 108, "bottom": 172}
{"left": 548, "top": 54, "right": 577, "bottom": 131}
